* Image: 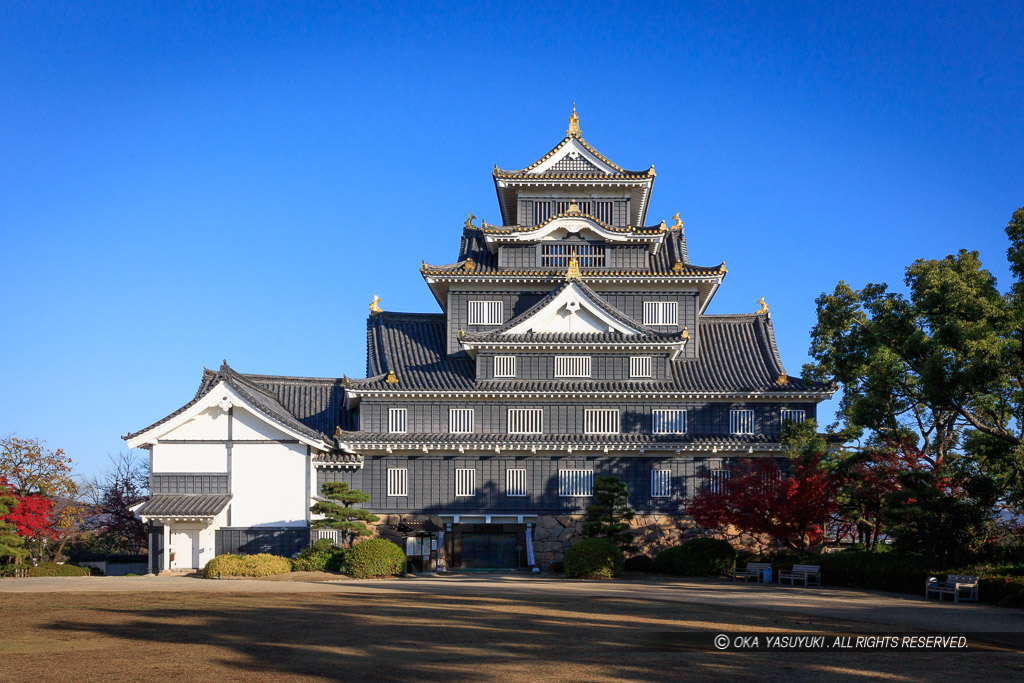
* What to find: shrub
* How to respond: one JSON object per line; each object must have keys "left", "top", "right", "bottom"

{"left": 203, "top": 553, "right": 293, "bottom": 579}
{"left": 624, "top": 554, "right": 655, "bottom": 572}
{"left": 26, "top": 562, "right": 90, "bottom": 577}
{"left": 292, "top": 539, "right": 345, "bottom": 572}
{"left": 655, "top": 538, "right": 736, "bottom": 576}
{"left": 563, "top": 538, "right": 624, "bottom": 579}
{"left": 340, "top": 539, "right": 406, "bottom": 578}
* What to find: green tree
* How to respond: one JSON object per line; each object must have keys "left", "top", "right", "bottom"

{"left": 0, "top": 479, "right": 29, "bottom": 563}
{"left": 803, "top": 207, "right": 1024, "bottom": 508}
{"left": 310, "top": 482, "right": 379, "bottom": 548}
{"left": 581, "top": 476, "right": 636, "bottom": 552}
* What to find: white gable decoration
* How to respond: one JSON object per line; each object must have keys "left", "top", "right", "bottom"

{"left": 502, "top": 282, "right": 642, "bottom": 335}
{"left": 529, "top": 138, "right": 616, "bottom": 175}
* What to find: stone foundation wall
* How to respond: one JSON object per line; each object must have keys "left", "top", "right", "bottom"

{"left": 532, "top": 514, "right": 709, "bottom": 568}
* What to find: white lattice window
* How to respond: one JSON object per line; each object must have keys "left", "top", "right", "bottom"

{"left": 781, "top": 409, "right": 806, "bottom": 425}
{"left": 630, "top": 356, "right": 652, "bottom": 378}
{"left": 652, "top": 409, "right": 687, "bottom": 434}
{"left": 493, "top": 355, "right": 516, "bottom": 378}
{"left": 387, "top": 468, "right": 408, "bottom": 497}
{"left": 555, "top": 355, "right": 591, "bottom": 378}
{"left": 584, "top": 408, "right": 619, "bottom": 434}
{"left": 449, "top": 408, "right": 475, "bottom": 434}
{"left": 730, "top": 409, "right": 756, "bottom": 435}
{"left": 534, "top": 201, "right": 552, "bottom": 224}
{"left": 468, "top": 300, "right": 503, "bottom": 325}
{"left": 388, "top": 408, "right": 407, "bottom": 433}
{"left": 508, "top": 408, "right": 543, "bottom": 434}
{"left": 595, "top": 201, "right": 614, "bottom": 224}
{"left": 540, "top": 243, "right": 605, "bottom": 267}
{"left": 651, "top": 469, "right": 672, "bottom": 497}
{"left": 643, "top": 301, "right": 679, "bottom": 326}
{"left": 506, "top": 468, "right": 527, "bottom": 497}
{"left": 455, "top": 468, "right": 476, "bottom": 497}
{"left": 708, "top": 469, "right": 730, "bottom": 494}
{"left": 558, "top": 469, "right": 594, "bottom": 497}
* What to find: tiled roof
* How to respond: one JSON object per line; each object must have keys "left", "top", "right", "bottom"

{"left": 338, "top": 432, "right": 779, "bottom": 447}
{"left": 492, "top": 134, "right": 653, "bottom": 178}
{"left": 352, "top": 310, "right": 828, "bottom": 394}
{"left": 136, "top": 494, "right": 231, "bottom": 517}
{"left": 459, "top": 280, "right": 685, "bottom": 344}
{"left": 479, "top": 211, "right": 662, "bottom": 236}
{"left": 313, "top": 451, "right": 366, "bottom": 465}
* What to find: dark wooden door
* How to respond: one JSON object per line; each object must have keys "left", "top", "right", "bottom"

{"left": 460, "top": 532, "right": 518, "bottom": 569}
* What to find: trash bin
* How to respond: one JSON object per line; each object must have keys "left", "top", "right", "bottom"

{"left": 762, "top": 567, "right": 772, "bottom": 583}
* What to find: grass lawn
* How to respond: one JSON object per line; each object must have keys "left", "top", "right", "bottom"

{"left": 1, "top": 588, "right": 1022, "bottom": 682}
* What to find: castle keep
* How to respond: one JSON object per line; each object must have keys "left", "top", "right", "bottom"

{"left": 125, "top": 109, "right": 832, "bottom": 572}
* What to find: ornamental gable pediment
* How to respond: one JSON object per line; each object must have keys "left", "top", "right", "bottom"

{"left": 502, "top": 282, "right": 643, "bottom": 335}
{"left": 528, "top": 138, "right": 616, "bottom": 175}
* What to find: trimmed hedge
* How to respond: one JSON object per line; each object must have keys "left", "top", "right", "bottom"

{"left": 26, "top": 562, "right": 91, "bottom": 577}
{"left": 563, "top": 538, "right": 624, "bottom": 579}
{"left": 655, "top": 538, "right": 737, "bottom": 576}
{"left": 203, "top": 553, "right": 293, "bottom": 579}
{"left": 292, "top": 539, "right": 345, "bottom": 573}
{"left": 340, "top": 539, "right": 406, "bottom": 578}
{"left": 624, "top": 554, "right": 656, "bottom": 573}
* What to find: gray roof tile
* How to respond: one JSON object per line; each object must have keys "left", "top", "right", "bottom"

{"left": 136, "top": 494, "right": 231, "bottom": 517}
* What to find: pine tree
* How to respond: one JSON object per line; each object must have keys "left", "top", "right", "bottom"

{"left": 310, "top": 482, "right": 380, "bottom": 547}
{"left": 0, "top": 480, "right": 29, "bottom": 563}
{"left": 581, "top": 476, "right": 637, "bottom": 552}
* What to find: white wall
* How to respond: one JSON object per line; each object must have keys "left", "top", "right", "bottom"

{"left": 160, "top": 408, "right": 230, "bottom": 440}
{"left": 232, "top": 406, "right": 292, "bottom": 441}
{"left": 152, "top": 443, "right": 228, "bottom": 473}
{"left": 230, "top": 442, "right": 308, "bottom": 527}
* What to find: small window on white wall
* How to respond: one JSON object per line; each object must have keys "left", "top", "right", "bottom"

{"left": 651, "top": 470, "right": 672, "bottom": 497}
{"left": 388, "top": 409, "right": 407, "bottom": 433}
{"left": 630, "top": 356, "right": 652, "bottom": 378}
{"left": 643, "top": 301, "right": 678, "bottom": 326}
{"left": 387, "top": 468, "right": 408, "bottom": 497}
{"left": 449, "top": 408, "right": 475, "bottom": 434}
{"left": 468, "top": 300, "right": 503, "bottom": 325}
{"left": 455, "top": 468, "right": 476, "bottom": 497}
{"left": 730, "top": 409, "right": 755, "bottom": 435}
{"left": 494, "top": 355, "right": 516, "bottom": 378}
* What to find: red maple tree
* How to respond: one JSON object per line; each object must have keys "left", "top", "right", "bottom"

{"left": 687, "top": 455, "right": 840, "bottom": 558}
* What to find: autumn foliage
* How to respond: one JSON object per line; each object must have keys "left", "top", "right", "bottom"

{"left": 687, "top": 456, "right": 840, "bottom": 557}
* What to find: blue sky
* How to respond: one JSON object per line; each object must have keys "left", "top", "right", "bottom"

{"left": 2, "top": 2, "right": 1022, "bottom": 478}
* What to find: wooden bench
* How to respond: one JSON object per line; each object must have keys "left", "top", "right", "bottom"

{"left": 926, "top": 575, "right": 978, "bottom": 603}
{"left": 733, "top": 562, "right": 773, "bottom": 582}
{"left": 779, "top": 564, "right": 821, "bottom": 586}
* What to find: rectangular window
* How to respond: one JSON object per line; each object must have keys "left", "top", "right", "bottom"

{"left": 508, "top": 408, "right": 543, "bottom": 434}
{"left": 630, "top": 356, "right": 652, "bottom": 378}
{"left": 506, "top": 468, "right": 527, "bottom": 497}
{"left": 449, "top": 408, "right": 475, "bottom": 434}
{"left": 388, "top": 408, "right": 407, "bottom": 434}
{"left": 651, "top": 469, "right": 672, "bottom": 498}
{"left": 643, "top": 301, "right": 679, "bottom": 326}
{"left": 730, "top": 409, "right": 756, "bottom": 435}
{"left": 387, "top": 468, "right": 408, "bottom": 497}
{"left": 540, "top": 243, "right": 606, "bottom": 267}
{"left": 781, "top": 409, "right": 806, "bottom": 425}
{"left": 558, "top": 469, "right": 594, "bottom": 497}
{"left": 708, "top": 469, "right": 730, "bottom": 494}
{"left": 534, "top": 201, "right": 552, "bottom": 224}
{"left": 584, "top": 408, "right": 620, "bottom": 434}
{"left": 595, "top": 200, "right": 614, "bottom": 224}
{"left": 468, "top": 300, "right": 503, "bottom": 325}
{"left": 493, "top": 355, "right": 516, "bottom": 378}
{"left": 555, "top": 355, "right": 591, "bottom": 378}
{"left": 556, "top": 200, "right": 590, "bottom": 215}
{"left": 652, "top": 409, "right": 687, "bottom": 434}
{"left": 455, "top": 468, "right": 476, "bottom": 497}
